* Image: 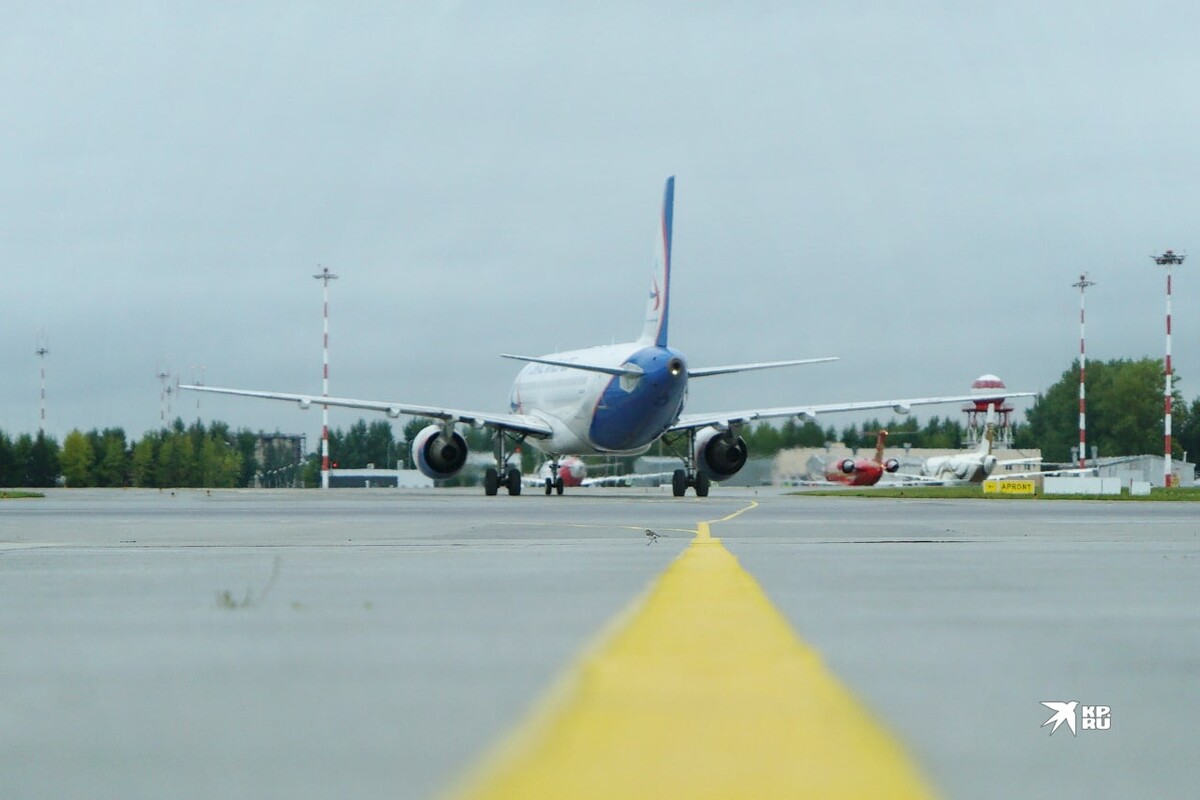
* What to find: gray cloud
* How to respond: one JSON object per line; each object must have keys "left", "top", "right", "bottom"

{"left": 3, "top": 2, "right": 1196, "bottom": 445}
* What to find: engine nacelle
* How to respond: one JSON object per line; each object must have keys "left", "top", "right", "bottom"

{"left": 695, "top": 427, "right": 749, "bottom": 480}
{"left": 411, "top": 424, "right": 468, "bottom": 480}
{"left": 893, "top": 403, "right": 911, "bottom": 415}
{"left": 839, "top": 458, "right": 857, "bottom": 474}
{"left": 884, "top": 458, "right": 900, "bottom": 473}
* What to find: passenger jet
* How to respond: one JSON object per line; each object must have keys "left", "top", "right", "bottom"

{"left": 182, "top": 177, "right": 1031, "bottom": 497}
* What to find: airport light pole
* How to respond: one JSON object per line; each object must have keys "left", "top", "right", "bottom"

{"left": 35, "top": 331, "right": 49, "bottom": 435}
{"left": 1153, "top": 250, "right": 1184, "bottom": 487}
{"left": 156, "top": 363, "right": 171, "bottom": 425}
{"left": 1071, "top": 274, "right": 1095, "bottom": 467}
{"left": 314, "top": 266, "right": 339, "bottom": 489}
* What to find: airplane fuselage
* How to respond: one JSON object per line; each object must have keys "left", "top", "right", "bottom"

{"left": 509, "top": 342, "right": 688, "bottom": 456}
{"left": 823, "top": 458, "right": 885, "bottom": 486}
{"left": 921, "top": 453, "right": 998, "bottom": 484}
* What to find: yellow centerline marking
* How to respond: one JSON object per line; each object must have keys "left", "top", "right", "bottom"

{"left": 707, "top": 498, "right": 759, "bottom": 525}
{"left": 448, "top": 504, "right": 936, "bottom": 799}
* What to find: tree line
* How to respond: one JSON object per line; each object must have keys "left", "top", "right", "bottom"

{"left": 3, "top": 356, "right": 1198, "bottom": 487}
{"left": 738, "top": 415, "right": 973, "bottom": 456}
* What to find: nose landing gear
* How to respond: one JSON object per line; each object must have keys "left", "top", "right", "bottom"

{"left": 669, "top": 428, "right": 711, "bottom": 497}
{"left": 543, "top": 458, "right": 565, "bottom": 495}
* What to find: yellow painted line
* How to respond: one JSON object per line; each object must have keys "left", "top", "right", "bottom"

{"left": 447, "top": 513, "right": 937, "bottom": 800}
{"left": 707, "top": 498, "right": 759, "bottom": 525}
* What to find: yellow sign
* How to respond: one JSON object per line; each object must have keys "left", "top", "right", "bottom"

{"left": 983, "top": 479, "right": 1036, "bottom": 495}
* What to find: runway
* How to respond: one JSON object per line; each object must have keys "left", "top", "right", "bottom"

{"left": 2, "top": 488, "right": 1197, "bottom": 799}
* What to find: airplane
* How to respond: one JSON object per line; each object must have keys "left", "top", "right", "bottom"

{"left": 819, "top": 429, "right": 900, "bottom": 486}
{"left": 527, "top": 455, "right": 587, "bottom": 494}
{"left": 895, "top": 404, "right": 1087, "bottom": 485}
{"left": 182, "top": 177, "right": 1033, "bottom": 498}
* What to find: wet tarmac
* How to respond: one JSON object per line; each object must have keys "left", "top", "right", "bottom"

{"left": 2, "top": 488, "right": 1197, "bottom": 799}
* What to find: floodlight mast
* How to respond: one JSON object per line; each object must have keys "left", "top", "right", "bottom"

{"left": 1071, "top": 274, "right": 1095, "bottom": 467}
{"left": 313, "top": 266, "right": 339, "bottom": 489}
{"left": 1153, "top": 250, "right": 1184, "bottom": 487}
{"left": 156, "top": 364, "right": 170, "bottom": 424}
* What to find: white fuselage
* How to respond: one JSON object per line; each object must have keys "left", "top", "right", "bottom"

{"left": 920, "top": 453, "right": 998, "bottom": 484}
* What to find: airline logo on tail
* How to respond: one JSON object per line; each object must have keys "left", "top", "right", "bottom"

{"left": 642, "top": 176, "right": 673, "bottom": 347}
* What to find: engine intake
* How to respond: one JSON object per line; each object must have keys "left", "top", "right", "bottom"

{"left": 839, "top": 458, "right": 857, "bottom": 474}
{"left": 695, "top": 427, "right": 749, "bottom": 480}
{"left": 884, "top": 458, "right": 900, "bottom": 473}
{"left": 411, "top": 424, "right": 469, "bottom": 479}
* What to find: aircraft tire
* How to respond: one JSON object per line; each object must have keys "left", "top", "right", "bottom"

{"left": 695, "top": 472, "right": 711, "bottom": 497}
{"left": 555, "top": 476, "right": 564, "bottom": 495}
{"left": 672, "top": 469, "right": 688, "bottom": 497}
{"left": 506, "top": 468, "right": 522, "bottom": 496}
{"left": 484, "top": 468, "right": 499, "bottom": 496}
{"left": 545, "top": 478, "right": 553, "bottom": 495}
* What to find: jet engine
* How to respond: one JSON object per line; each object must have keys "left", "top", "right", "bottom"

{"left": 695, "top": 427, "right": 749, "bottom": 480}
{"left": 411, "top": 424, "right": 468, "bottom": 480}
{"left": 884, "top": 458, "right": 900, "bottom": 473}
{"left": 839, "top": 458, "right": 857, "bottom": 474}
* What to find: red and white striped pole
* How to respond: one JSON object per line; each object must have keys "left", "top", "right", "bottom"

{"left": 1153, "top": 250, "right": 1184, "bottom": 487}
{"left": 1071, "top": 274, "right": 1095, "bottom": 467}
{"left": 35, "top": 332, "right": 49, "bottom": 435}
{"left": 313, "top": 266, "right": 339, "bottom": 489}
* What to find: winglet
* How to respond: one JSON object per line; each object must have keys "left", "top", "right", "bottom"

{"left": 640, "top": 176, "right": 674, "bottom": 347}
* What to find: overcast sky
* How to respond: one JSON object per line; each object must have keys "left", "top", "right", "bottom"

{"left": 4, "top": 2, "right": 1198, "bottom": 446}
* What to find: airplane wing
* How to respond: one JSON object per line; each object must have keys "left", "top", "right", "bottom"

{"left": 179, "top": 385, "right": 553, "bottom": 437}
{"left": 688, "top": 357, "right": 838, "bottom": 378}
{"left": 669, "top": 392, "right": 1036, "bottom": 433}
{"left": 990, "top": 467, "right": 1099, "bottom": 480}
{"left": 581, "top": 470, "right": 677, "bottom": 487}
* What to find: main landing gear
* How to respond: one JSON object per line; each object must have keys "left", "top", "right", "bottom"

{"left": 671, "top": 469, "right": 710, "bottom": 497}
{"left": 483, "top": 466, "right": 521, "bottom": 496}
{"left": 485, "top": 430, "right": 524, "bottom": 497}
{"left": 668, "top": 427, "right": 711, "bottom": 497}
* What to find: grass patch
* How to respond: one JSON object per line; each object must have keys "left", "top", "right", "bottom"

{"left": 0, "top": 491, "right": 44, "bottom": 500}
{"left": 789, "top": 486, "right": 1200, "bottom": 501}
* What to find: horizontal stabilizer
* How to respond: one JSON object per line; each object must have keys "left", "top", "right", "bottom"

{"left": 500, "top": 353, "right": 643, "bottom": 378}
{"left": 689, "top": 357, "right": 838, "bottom": 378}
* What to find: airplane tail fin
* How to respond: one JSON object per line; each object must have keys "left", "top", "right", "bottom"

{"left": 979, "top": 404, "right": 997, "bottom": 456}
{"left": 873, "top": 430, "right": 889, "bottom": 464}
{"left": 639, "top": 176, "right": 674, "bottom": 347}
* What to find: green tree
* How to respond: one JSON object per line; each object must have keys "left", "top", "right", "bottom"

{"left": 61, "top": 430, "right": 95, "bottom": 487}
{"left": 235, "top": 430, "right": 259, "bottom": 487}
{"left": 0, "top": 431, "right": 16, "bottom": 487}
{"left": 157, "top": 432, "right": 194, "bottom": 487}
{"left": 26, "top": 432, "right": 60, "bottom": 487}
{"left": 96, "top": 429, "right": 129, "bottom": 487}
{"left": 131, "top": 435, "right": 158, "bottom": 487}
{"left": 1177, "top": 397, "right": 1200, "bottom": 466}
{"left": 1023, "top": 358, "right": 1184, "bottom": 462}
